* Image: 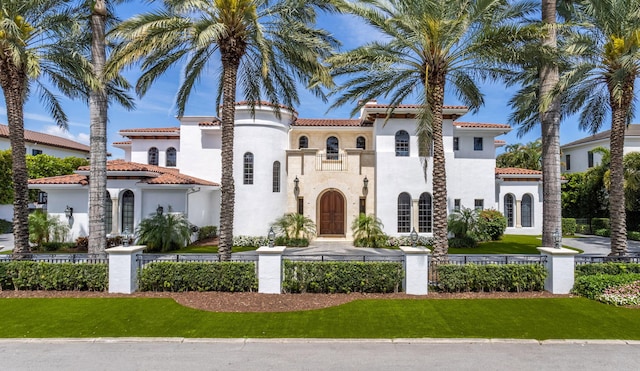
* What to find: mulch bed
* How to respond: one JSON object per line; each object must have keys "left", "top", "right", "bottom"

{"left": 0, "top": 290, "right": 569, "bottom": 312}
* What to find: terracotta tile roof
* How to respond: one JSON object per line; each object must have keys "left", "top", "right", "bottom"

{"left": 233, "top": 101, "right": 298, "bottom": 114}
{"left": 495, "top": 167, "right": 542, "bottom": 175}
{"left": 293, "top": 119, "right": 362, "bottom": 127}
{"left": 119, "top": 127, "right": 180, "bottom": 134}
{"left": 561, "top": 124, "right": 640, "bottom": 148}
{"left": 0, "top": 124, "right": 90, "bottom": 153}
{"left": 494, "top": 140, "right": 506, "bottom": 145}
{"left": 31, "top": 160, "right": 218, "bottom": 187}
{"left": 364, "top": 103, "right": 468, "bottom": 110}
{"left": 199, "top": 119, "right": 221, "bottom": 126}
{"left": 112, "top": 141, "right": 131, "bottom": 145}
{"left": 29, "top": 174, "right": 89, "bottom": 186}
{"left": 455, "top": 122, "right": 511, "bottom": 129}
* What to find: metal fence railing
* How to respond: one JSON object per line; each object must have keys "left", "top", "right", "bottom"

{"left": 316, "top": 153, "right": 348, "bottom": 171}
{"left": 284, "top": 254, "right": 403, "bottom": 262}
{"left": 137, "top": 253, "right": 258, "bottom": 269}
{"left": 0, "top": 253, "right": 108, "bottom": 264}
{"left": 575, "top": 254, "right": 640, "bottom": 265}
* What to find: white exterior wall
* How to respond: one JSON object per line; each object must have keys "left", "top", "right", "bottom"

{"left": 0, "top": 138, "right": 88, "bottom": 159}
{"left": 44, "top": 188, "right": 89, "bottom": 241}
{"left": 448, "top": 157, "right": 497, "bottom": 211}
{"left": 562, "top": 137, "right": 640, "bottom": 173}
{"left": 496, "top": 180, "right": 543, "bottom": 235}
{"left": 128, "top": 138, "right": 180, "bottom": 167}
{"left": 178, "top": 117, "right": 221, "bottom": 182}
{"left": 233, "top": 106, "right": 292, "bottom": 236}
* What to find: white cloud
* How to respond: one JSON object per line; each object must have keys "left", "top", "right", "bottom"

{"left": 43, "top": 125, "right": 90, "bottom": 145}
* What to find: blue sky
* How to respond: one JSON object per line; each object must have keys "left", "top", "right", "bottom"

{"left": 0, "top": 2, "right": 620, "bottom": 158}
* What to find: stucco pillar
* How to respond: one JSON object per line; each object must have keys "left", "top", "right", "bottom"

{"left": 257, "top": 246, "right": 286, "bottom": 294}
{"left": 106, "top": 245, "right": 145, "bottom": 294}
{"left": 400, "top": 246, "right": 430, "bottom": 295}
{"left": 537, "top": 247, "right": 579, "bottom": 294}
{"left": 515, "top": 200, "right": 522, "bottom": 228}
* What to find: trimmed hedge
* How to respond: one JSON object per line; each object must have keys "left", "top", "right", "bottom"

{"left": 436, "top": 264, "right": 547, "bottom": 292}
{"left": 562, "top": 218, "right": 576, "bottom": 235}
{"left": 0, "top": 261, "right": 107, "bottom": 291}
{"left": 282, "top": 260, "right": 403, "bottom": 293}
{"left": 576, "top": 263, "right": 640, "bottom": 277}
{"left": 138, "top": 262, "right": 257, "bottom": 292}
{"left": 595, "top": 228, "right": 611, "bottom": 237}
{"left": 628, "top": 231, "right": 640, "bottom": 241}
{"left": 591, "top": 218, "right": 610, "bottom": 231}
{"left": 572, "top": 273, "right": 640, "bottom": 300}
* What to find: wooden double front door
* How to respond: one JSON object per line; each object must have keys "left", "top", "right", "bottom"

{"left": 319, "top": 190, "right": 345, "bottom": 236}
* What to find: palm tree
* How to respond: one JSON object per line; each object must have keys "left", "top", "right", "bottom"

{"left": 329, "top": 0, "right": 535, "bottom": 262}
{"left": 0, "top": 0, "right": 84, "bottom": 256}
{"left": 108, "top": 0, "right": 336, "bottom": 260}
{"left": 496, "top": 139, "right": 542, "bottom": 170}
{"left": 558, "top": 0, "right": 640, "bottom": 255}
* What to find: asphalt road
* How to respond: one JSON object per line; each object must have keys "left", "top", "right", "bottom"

{"left": 0, "top": 339, "right": 638, "bottom": 371}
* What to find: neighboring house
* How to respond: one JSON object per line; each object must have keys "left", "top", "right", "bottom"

{"left": 30, "top": 101, "right": 544, "bottom": 241}
{"left": 0, "top": 123, "right": 91, "bottom": 221}
{"left": 560, "top": 124, "right": 640, "bottom": 173}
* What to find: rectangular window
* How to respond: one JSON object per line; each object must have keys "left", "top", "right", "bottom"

{"left": 454, "top": 199, "right": 461, "bottom": 212}
{"left": 272, "top": 161, "right": 281, "bottom": 192}
{"left": 297, "top": 197, "right": 304, "bottom": 215}
{"left": 588, "top": 151, "right": 594, "bottom": 168}
{"left": 453, "top": 137, "right": 459, "bottom": 151}
{"left": 474, "top": 137, "right": 483, "bottom": 151}
{"left": 359, "top": 198, "right": 366, "bottom": 215}
{"left": 32, "top": 149, "right": 43, "bottom": 156}
{"left": 474, "top": 199, "right": 484, "bottom": 211}
{"left": 565, "top": 154, "right": 571, "bottom": 171}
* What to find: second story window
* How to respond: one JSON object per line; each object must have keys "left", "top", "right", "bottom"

{"left": 148, "top": 147, "right": 159, "bottom": 165}
{"left": 243, "top": 152, "right": 254, "bottom": 185}
{"left": 453, "top": 137, "right": 459, "bottom": 151}
{"left": 588, "top": 151, "right": 594, "bottom": 168}
{"left": 166, "top": 147, "right": 177, "bottom": 167}
{"left": 299, "top": 136, "right": 308, "bottom": 149}
{"left": 565, "top": 154, "right": 571, "bottom": 171}
{"left": 395, "top": 130, "right": 409, "bottom": 157}
{"left": 356, "top": 136, "right": 366, "bottom": 150}
{"left": 474, "top": 137, "right": 483, "bottom": 151}
{"left": 326, "top": 136, "right": 339, "bottom": 160}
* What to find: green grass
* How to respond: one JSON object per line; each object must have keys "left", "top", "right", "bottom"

{"left": 448, "top": 234, "right": 582, "bottom": 254}
{"left": 0, "top": 297, "right": 638, "bottom": 339}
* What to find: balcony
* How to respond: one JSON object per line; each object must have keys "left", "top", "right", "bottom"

{"left": 316, "top": 153, "right": 347, "bottom": 171}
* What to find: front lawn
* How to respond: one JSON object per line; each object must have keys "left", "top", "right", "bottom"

{"left": 0, "top": 297, "right": 637, "bottom": 339}
{"left": 449, "top": 234, "right": 582, "bottom": 254}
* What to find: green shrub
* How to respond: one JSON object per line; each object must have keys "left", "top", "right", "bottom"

{"left": 136, "top": 213, "right": 194, "bottom": 252}
{"left": 562, "top": 218, "right": 577, "bottom": 235}
{"left": 351, "top": 214, "right": 387, "bottom": 248}
{"left": 448, "top": 235, "right": 478, "bottom": 248}
{"left": 592, "top": 218, "right": 610, "bottom": 231}
{"left": 233, "top": 235, "right": 268, "bottom": 247}
{"left": 1, "top": 261, "right": 107, "bottom": 291}
{"left": 576, "top": 224, "right": 591, "bottom": 234}
{"left": 572, "top": 273, "right": 640, "bottom": 300}
{"left": 282, "top": 260, "right": 403, "bottom": 293}
{"left": 274, "top": 236, "right": 309, "bottom": 247}
{"left": 197, "top": 226, "right": 218, "bottom": 241}
{"left": 628, "top": 231, "right": 640, "bottom": 241}
{"left": 575, "top": 263, "right": 640, "bottom": 276}
{"left": 40, "top": 242, "right": 76, "bottom": 251}
{"left": 271, "top": 213, "right": 316, "bottom": 240}
{"left": 386, "top": 236, "right": 433, "bottom": 248}
{"left": 0, "top": 219, "right": 11, "bottom": 233}
{"left": 436, "top": 264, "right": 547, "bottom": 292}
{"left": 595, "top": 228, "right": 611, "bottom": 237}
{"left": 138, "top": 262, "right": 257, "bottom": 292}
{"left": 28, "top": 211, "right": 69, "bottom": 246}
{"left": 477, "top": 209, "right": 507, "bottom": 241}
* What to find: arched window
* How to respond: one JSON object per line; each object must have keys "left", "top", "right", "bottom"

{"left": 148, "top": 147, "right": 159, "bottom": 165}
{"left": 105, "top": 192, "right": 112, "bottom": 234}
{"left": 121, "top": 190, "right": 134, "bottom": 233}
{"left": 272, "top": 161, "right": 281, "bottom": 192}
{"left": 504, "top": 194, "right": 515, "bottom": 228}
{"left": 418, "top": 193, "right": 433, "bottom": 233}
{"left": 395, "top": 130, "right": 409, "bottom": 156}
{"left": 397, "top": 192, "right": 411, "bottom": 233}
{"left": 521, "top": 194, "right": 533, "bottom": 227}
{"left": 299, "top": 136, "right": 308, "bottom": 149}
{"left": 356, "top": 136, "right": 366, "bottom": 150}
{"left": 243, "top": 152, "right": 254, "bottom": 185}
{"left": 166, "top": 147, "right": 177, "bottom": 167}
{"left": 326, "top": 136, "right": 339, "bottom": 160}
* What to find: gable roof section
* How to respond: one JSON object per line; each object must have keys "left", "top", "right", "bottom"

{"left": 119, "top": 127, "right": 180, "bottom": 139}
{"left": 561, "top": 124, "right": 640, "bottom": 148}
{"left": 30, "top": 159, "right": 218, "bottom": 187}
{"left": 495, "top": 167, "right": 543, "bottom": 181}
{"left": 0, "top": 124, "right": 90, "bottom": 153}
{"left": 293, "top": 119, "right": 362, "bottom": 127}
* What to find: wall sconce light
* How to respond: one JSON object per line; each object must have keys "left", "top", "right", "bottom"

{"left": 156, "top": 205, "right": 164, "bottom": 216}
{"left": 64, "top": 205, "right": 73, "bottom": 218}
{"left": 294, "top": 176, "right": 300, "bottom": 196}
{"left": 363, "top": 176, "right": 369, "bottom": 196}
{"left": 123, "top": 227, "right": 130, "bottom": 247}
{"left": 410, "top": 227, "right": 418, "bottom": 248}
{"left": 553, "top": 228, "right": 561, "bottom": 249}
{"left": 268, "top": 227, "right": 276, "bottom": 248}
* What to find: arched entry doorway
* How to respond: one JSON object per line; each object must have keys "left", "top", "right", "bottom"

{"left": 319, "top": 190, "right": 345, "bottom": 236}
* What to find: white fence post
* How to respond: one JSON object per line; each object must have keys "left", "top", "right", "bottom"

{"left": 256, "top": 246, "right": 286, "bottom": 294}
{"left": 537, "top": 247, "right": 579, "bottom": 294}
{"left": 400, "top": 246, "right": 430, "bottom": 295}
{"left": 106, "top": 245, "right": 145, "bottom": 294}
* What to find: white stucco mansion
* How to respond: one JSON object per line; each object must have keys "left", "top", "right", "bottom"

{"left": 30, "top": 101, "right": 544, "bottom": 241}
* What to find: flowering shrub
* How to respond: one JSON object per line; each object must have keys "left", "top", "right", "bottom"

{"left": 386, "top": 236, "right": 433, "bottom": 248}
{"left": 232, "top": 235, "right": 268, "bottom": 247}
{"left": 572, "top": 273, "right": 640, "bottom": 299}
{"left": 598, "top": 281, "right": 640, "bottom": 306}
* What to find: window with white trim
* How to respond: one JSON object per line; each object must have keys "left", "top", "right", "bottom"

{"left": 243, "top": 152, "right": 254, "bottom": 185}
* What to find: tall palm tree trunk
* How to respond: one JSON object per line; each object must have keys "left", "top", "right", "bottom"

{"left": 429, "top": 71, "right": 449, "bottom": 263}
{"left": 218, "top": 50, "right": 241, "bottom": 261}
{"left": 0, "top": 59, "right": 30, "bottom": 255}
{"left": 88, "top": 0, "right": 108, "bottom": 254}
{"left": 540, "top": 0, "right": 562, "bottom": 247}
{"left": 608, "top": 80, "right": 633, "bottom": 255}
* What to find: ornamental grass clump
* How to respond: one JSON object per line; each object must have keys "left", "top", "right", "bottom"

{"left": 598, "top": 281, "right": 640, "bottom": 306}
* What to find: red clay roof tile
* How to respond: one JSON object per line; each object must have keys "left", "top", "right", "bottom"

{"left": 293, "top": 119, "right": 362, "bottom": 127}
{"left": 0, "top": 124, "right": 90, "bottom": 153}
